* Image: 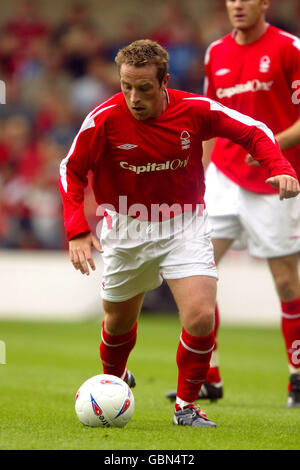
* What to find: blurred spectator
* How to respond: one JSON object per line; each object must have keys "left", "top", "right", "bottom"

{"left": 33, "top": 87, "right": 77, "bottom": 148}
{"left": 52, "top": 2, "right": 96, "bottom": 44}
{"left": 0, "top": 31, "right": 22, "bottom": 79}
{"left": 149, "top": 3, "right": 191, "bottom": 48}
{"left": 149, "top": 3, "right": 202, "bottom": 90}
{"left": 0, "top": 116, "right": 63, "bottom": 249}
{"left": 58, "top": 27, "right": 102, "bottom": 78}
{"left": 52, "top": 3, "right": 107, "bottom": 79}
{"left": 166, "top": 21, "right": 200, "bottom": 90}
{"left": 69, "top": 57, "right": 114, "bottom": 118}
{"left": 17, "top": 38, "right": 49, "bottom": 83}
{"left": 0, "top": 114, "right": 39, "bottom": 248}
{"left": 23, "top": 137, "right": 64, "bottom": 249}
{"left": 105, "top": 18, "right": 144, "bottom": 62}
{"left": 19, "top": 43, "right": 71, "bottom": 112}
{"left": 197, "top": 3, "right": 231, "bottom": 45}
{"left": 266, "top": 0, "right": 298, "bottom": 34}
{"left": 4, "top": 0, "right": 49, "bottom": 52}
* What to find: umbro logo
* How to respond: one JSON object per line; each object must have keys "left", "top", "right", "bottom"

{"left": 117, "top": 144, "right": 138, "bottom": 150}
{"left": 215, "top": 68, "right": 231, "bottom": 76}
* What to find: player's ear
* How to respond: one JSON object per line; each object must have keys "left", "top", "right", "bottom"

{"left": 161, "top": 73, "right": 170, "bottom": 90}
{"left": 262, "top": 0, "right": 270, "bottom": 14}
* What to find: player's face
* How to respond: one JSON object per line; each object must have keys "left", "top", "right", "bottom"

{"left": 226, "top": 0, "right": 269, "bottom": 30}
{"left": 120, "top": 63, "right": 169, "bottom": 120}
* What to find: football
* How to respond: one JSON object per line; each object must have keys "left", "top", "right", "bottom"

{"left": 75, "top": 374, "right": 134, "bottom": 428}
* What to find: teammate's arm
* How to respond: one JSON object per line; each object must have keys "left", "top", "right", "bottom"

{"left": 266, "top": 118, "right": 300, "bottom": 199}
{"left": 202, "top": 46, "right": 218, "bottom": 172}
{"left": 275, "top": 118, "right": 300, "bottom": 151}
{"left": 202, "top": 138, "right": 216, "bottom": 172}
{"left": 246, "top": 118, "right": 300, "bottom": 166}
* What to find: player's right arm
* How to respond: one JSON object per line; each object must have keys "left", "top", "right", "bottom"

{"left": 59, "top": 112, "right": 104, "bottom": 275}
{"left": 69, "top": 233, "right": 103, "bottom": 276}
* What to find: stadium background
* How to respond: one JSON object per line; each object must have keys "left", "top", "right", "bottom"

{"left": 0, "top": 0, "right": 299, "bottom": 323}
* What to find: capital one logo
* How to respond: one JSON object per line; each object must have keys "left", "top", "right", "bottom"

{"left": 120, "top": 156, "right": 189, "bottom": 175}
{"left": 216, "top": 79, "right": 273, "bottom": 99}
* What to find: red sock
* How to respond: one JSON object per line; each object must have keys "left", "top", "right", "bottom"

{"left": 99, "top": 321, "right": 137, "bottom": 378}
{"left": 281, "top": 298, "right": 300, "bottom": 375}
{"left": 176, "top": 328, "right": 215, "bottom": 403}
{"left": 206, "top": 303, "right": 221, "bottom": 383}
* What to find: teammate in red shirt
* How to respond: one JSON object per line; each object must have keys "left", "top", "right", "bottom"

{"left": 174, "top": 0, "right": 300, "bottom": 407}
{"left": 59, "top": 39, "right": 299, "bottom": 426}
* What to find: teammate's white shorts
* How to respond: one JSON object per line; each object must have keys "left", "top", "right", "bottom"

{"left": 205, "top": 162, "right": 300, "bottom": 258}
{"left": 99, "top": 208, "right": 218, "bottom": 302}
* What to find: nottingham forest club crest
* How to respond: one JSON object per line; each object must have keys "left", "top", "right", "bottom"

{"left": 259, "top": 56, "right": 271, "bottom": 73}
{"left": 180, "top": 130, "right": 191, "bottom": 150}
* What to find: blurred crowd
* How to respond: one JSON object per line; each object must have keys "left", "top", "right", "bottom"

{"left": 0, "top": 0, "right": 299, "bottom": 250}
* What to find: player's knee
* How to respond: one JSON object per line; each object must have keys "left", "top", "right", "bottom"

{"left": 273, "top": 274, "right": 299, "bottom": 301}
{"left": 103, "top": 312, "right": 135, "bottom": 336}
{"left": 184, "top": 306, "right": 215, "bottom": 337}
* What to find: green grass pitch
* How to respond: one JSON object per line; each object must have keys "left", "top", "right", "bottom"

{"left": 0, "top": 313, "right": 299, "bottom": 450}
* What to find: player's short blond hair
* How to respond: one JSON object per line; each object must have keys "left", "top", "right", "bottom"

{"left": 115, "top": 39, "right": 169, "bottom": 85}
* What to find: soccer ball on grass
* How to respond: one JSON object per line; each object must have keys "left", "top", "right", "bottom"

{"left": 75, "top": 374, "right": 134, "bottom": 428}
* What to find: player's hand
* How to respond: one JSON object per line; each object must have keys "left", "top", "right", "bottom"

{"left": 69, "top": 233, "right": 103, "bottom": 275}
{"left": 245, "top": 154, "right": 260, "bottom": 166}
{"left": 265, "top": 175, "right": 300, "bottom": 200}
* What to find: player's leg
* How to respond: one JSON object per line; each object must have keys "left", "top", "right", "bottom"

{"left": 267, "top": 253, "right": 300, "bottom": 302}
{"left": 240, "top": 188, "right": 300, "bottom": 406}
{"left": 203, "top": 238, "right": 233, "bottom": 392}
{"left": 167, "top": 275, "right": 217, "bottom": 426}
{"left": 201, "top": 163, "right": 245, "bottom": 398}
{"left": 165, "top": 164, "right": 245, "bottom": 402}
{"left": 100, "top": 293, "right": 144, "bottom": 386}
{"left": 102, "top": 294, "right": 145, "bottom": 335}
{"left": 267, "top": 254, "right": 300, "bottom": 407}
{"left": 99, "top": 212, "right": 163, "bottom": 386}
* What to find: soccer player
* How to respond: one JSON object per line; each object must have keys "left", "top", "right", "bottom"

{"left": 59, "top": 39, "right": 299, "bottom": 427}
{"left": 167, "top": 0, "right": 300, "bottom": 407}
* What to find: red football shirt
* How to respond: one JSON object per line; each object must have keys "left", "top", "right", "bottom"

{"left": 59, "top": 89, "right": 296, "bottom": 240}
{"left": 205, "top": 25, "right": 300, "bottom": 193}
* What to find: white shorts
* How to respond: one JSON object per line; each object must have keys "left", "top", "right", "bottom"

{"left": 100, "top": 209, "right": 218, "bottom": 302}
{"left": 205, "top": 162, "right": 300, "bottom": 258}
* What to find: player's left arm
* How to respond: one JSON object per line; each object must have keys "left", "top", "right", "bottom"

{"left": 203, "top": 99, "right": 300, "bottom": 199}
{"left": 265, "top": 174, "right": 300, "bottom": 200}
